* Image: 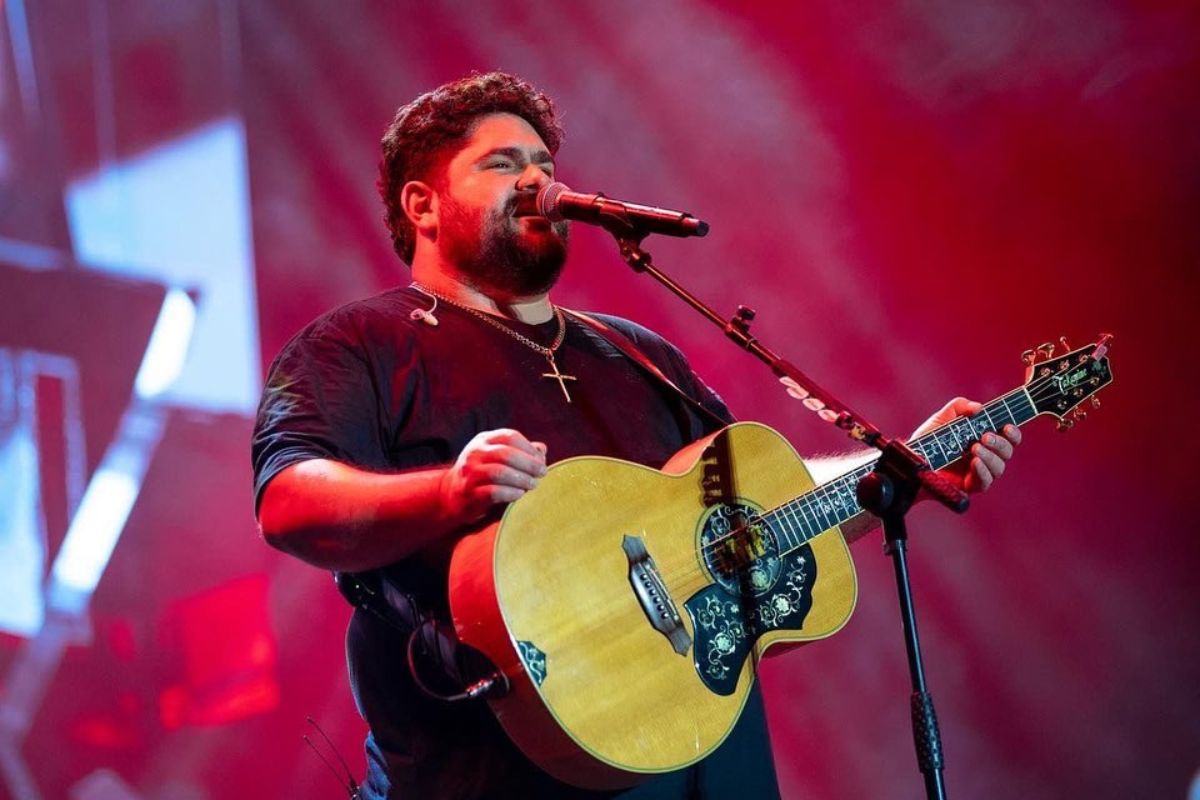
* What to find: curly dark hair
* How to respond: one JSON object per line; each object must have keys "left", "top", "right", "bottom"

{"left": 378, "top": 71, "right": 564, "bottom": 265}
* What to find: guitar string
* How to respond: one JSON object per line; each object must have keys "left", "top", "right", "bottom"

{"left": 687, "top": 362, "right": 1102, "bottom": 560}
{"left": 651, "top": 400, "right": 1028, "bottom": 589}
{"left": 647, "top": 361, "right": 1106, "bottom": 587}
{"left": 670, "top": 390, "right": 1023, "bottom": 573}
{"left": 677, "top": 375, "right": 1080, "bottom": 577}
{"left": 659, "top": 373, "right": 1103, "bottom": 590}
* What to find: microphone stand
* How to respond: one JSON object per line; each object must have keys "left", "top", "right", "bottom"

{"left": 601, "top": 219, "right": 964, "bottom": 800}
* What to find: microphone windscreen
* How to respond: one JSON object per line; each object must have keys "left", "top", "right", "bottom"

{"left": 536, "top": 182, "right": 571, "bottom": 221}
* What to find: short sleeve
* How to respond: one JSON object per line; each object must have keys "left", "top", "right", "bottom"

{"left": 251, "top": 326, "right": 392, "bottom": 514}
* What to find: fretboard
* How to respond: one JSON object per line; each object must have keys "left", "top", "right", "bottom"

{"left": 764, "top": 387, "right": 1038, "bottom": 556}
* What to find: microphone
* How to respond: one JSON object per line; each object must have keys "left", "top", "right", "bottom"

{"left": 528, "top": 182, "right": 709, "bottom": 238}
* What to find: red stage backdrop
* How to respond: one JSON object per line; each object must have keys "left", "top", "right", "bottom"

{"left": 1, "top": 2, "right": 1197, "bottom": 798}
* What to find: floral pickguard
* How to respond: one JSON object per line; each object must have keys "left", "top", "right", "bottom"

{"left": 684, "top": 544, "right": 816, "bottom": 696}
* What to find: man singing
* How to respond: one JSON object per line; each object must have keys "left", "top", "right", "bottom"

{"left": 251, "top": 72, "right": 1019, "bottom": 799}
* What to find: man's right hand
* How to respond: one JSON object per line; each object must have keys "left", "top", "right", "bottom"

{"left": 259, "top": 429, "right": 549, "bottom": 571}
{"left": 438, "top": 429, "right": 548, "bottom": 527}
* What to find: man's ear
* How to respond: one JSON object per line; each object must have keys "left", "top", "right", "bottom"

{"left": 400, "top": 180, "right": 438, "bottom": 237}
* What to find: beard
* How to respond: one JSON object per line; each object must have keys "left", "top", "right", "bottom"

{"left": 438, "top": 193, "right": 570, "bottom": 297}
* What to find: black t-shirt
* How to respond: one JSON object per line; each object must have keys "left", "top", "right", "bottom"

{"left": 251, "top": 286, "right": 739, "bottom": 797}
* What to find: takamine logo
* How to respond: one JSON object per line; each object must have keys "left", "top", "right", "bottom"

{"left": 1053, "top": 368, "right": 1090, "bottom": 394}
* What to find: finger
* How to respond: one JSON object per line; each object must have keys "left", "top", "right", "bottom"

{"left": 972, "top": 443, "right": 1005, "bottom": 478}
{"left": 483, "top": 485, "right": 526, "bottom": 505}
{"left": 1002, "top": 424, "right": 1022, "bottom": 445}
{"left": 916, "top": 397, "right": 984, "bottom": 437}
{"left": 485, "top": 428, "right": 544, "bottom": 458}
{"left": 483, "top": 463, "right": 541, "bottom": 490}
{"left": 981, "top": 432, "right": 1013, "bottom": 460}
{"left": 950, "top": 397, "right": 983, "bottom": 417}
{"left": 970, "top": 456, "right": 993, "bottom": 492}
{"left": 488, "top": 447, "right": 548, "bottom": 477}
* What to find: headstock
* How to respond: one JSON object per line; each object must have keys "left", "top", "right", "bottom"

{"left": 1022, "top": 334, "right": 1114, "bottom": 431}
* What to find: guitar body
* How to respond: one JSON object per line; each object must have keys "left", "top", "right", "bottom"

{"left": 448, "top": 422, "right": 859, "bottom": 789}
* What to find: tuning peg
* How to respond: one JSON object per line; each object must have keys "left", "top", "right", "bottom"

{"left": 1090, "top": 396, "right": 1101, "bottom": 409}
{"left": 1059, "top": 336, "right": 1072, "bottom": 351}
{"left": 1090, "top": 333, "right": 1114, "bottom": 361}
{"left": 1022, "top": 342, "right": 1057, "bottom": 365}
{"left": 1056, "top": 417, "right": 1075, "bottom": 432}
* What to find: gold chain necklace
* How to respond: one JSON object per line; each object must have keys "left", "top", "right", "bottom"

{"left": 410, "top": 283, "right": 577, "bottom": 403}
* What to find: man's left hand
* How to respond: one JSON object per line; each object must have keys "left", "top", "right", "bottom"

{"left": 912, "top": 397, "right": 1021, "bottom": 494}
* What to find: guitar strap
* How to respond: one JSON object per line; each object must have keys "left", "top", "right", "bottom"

{"left": 563, "top": 308, "right": 730, "bottom": 431}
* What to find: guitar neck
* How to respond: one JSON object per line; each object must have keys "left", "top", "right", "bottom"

{"left": 766, "top": 387, "right": 1038, "bottom": 557}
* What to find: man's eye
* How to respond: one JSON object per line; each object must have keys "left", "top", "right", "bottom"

{"left": 487, "top": 159, "right": 514, "bottom": 170}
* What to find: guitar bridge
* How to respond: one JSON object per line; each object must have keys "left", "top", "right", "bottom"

{"left": 622, "top": 534, "right": 691, "bottom": 656}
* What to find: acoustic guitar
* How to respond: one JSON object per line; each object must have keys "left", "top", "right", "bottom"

{"left": 448, "top": 335, "right": 1114, "bottom": 789}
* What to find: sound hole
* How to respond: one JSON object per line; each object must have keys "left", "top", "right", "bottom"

{"left": 699, "top": 502, "right": 782, "bottom": 597}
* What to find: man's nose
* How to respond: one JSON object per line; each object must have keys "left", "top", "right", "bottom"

{"left": 515, "top": 163, "right": 552, "bottom": 192}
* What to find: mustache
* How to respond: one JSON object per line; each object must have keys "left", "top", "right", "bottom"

{"left": 509, "top": 193, "right": 546, "bottom": 218}
{"left": 510, "top": 193, "right": 539, "bottom": 217}
{"left": 502, "top": 199, "right": 570, "bottom": 239}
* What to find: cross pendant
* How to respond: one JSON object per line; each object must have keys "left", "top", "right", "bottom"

{"left": 541, "top": 354, "right": 577, "bottom": 403}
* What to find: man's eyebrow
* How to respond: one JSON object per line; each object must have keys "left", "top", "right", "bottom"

{"left": 475, "top": 146, "right": 555, "bottom": 166}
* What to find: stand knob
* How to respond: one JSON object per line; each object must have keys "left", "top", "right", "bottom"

{"left": 731, "top": 306, "right": 756, "bottom": 336}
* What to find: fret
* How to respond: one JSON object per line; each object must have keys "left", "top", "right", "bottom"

{"left": 1012, "top": 389, "right": 1036, "bottom": 424}
{"left": 787, "top": 518, "right": 803, "bottom": 552}
{"left": 792, "top": 501, "right": 820, "bottom": 544}
{"left": 823, "top": 482, "right": 843, "bottom": 524}
{"left": 823, "top": 480, "right": 850, "bottom": 520}
{"left": 828, "top": 478, "right": 852, "bottom": 518}
{"left": 763, "top": 377, "right": 1067, "bottom": 561}
{"left": 936, "top": 427, "right": 960, "bottom": 463}
{"left": 1009, "top": 390, "right": 1031, "bottom": 424}
{"left": 774, "top": 507, "right": 801, "bottom": 550}
{"left": 784, "top": 499, "right": 815, "bottom": 542}
{"left": 812, "top": 484, "right": 835, "bottom": 531}
{"left": 807, "top": 488, "right": 833, "bottom": 533}
{"left": 977, "top": 403, "right": 996, "bottom": 434}
{"left": 797, "top": 500, "right": 820, "bottom": 540}
{"left": 919, "top": 431, "right": 950, "bottom": 470}
{"left": 774, "top": 507, "right": 795, "bottom": 549}
{"left": 935, "top": 430, "right": 954, "bottom": 468}
{"left": 909, "top": 437, "right": 929, "bottom": 466}
{"left": 790, "top": 501, "right": 816, "bottom": 541}
{"left": 774, "top": 507, "right": 794, "bottom": 545}
{"left": 764, "top": 508, "right": 788, "bottom": 549}
{"left": 953, "top": 418, "right": 976, "bottom": 452}
{"left": 912, "top": 439, "right": 937, "bottom": 468}
{"left": 996, "top": 393, "right": 1017, "bottom": 427}
{"left": 957, "top": 417, "right": 978, "bottom": 453}
{"left": 996, "top": 393, "right": 1017, "bottom": 428}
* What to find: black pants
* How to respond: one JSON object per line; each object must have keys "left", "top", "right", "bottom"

{"left": 350, "top": 609, "right": 781, "bottom": 800}
{"left": 359, "top": 688, "right": 779, "bottom": 799}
